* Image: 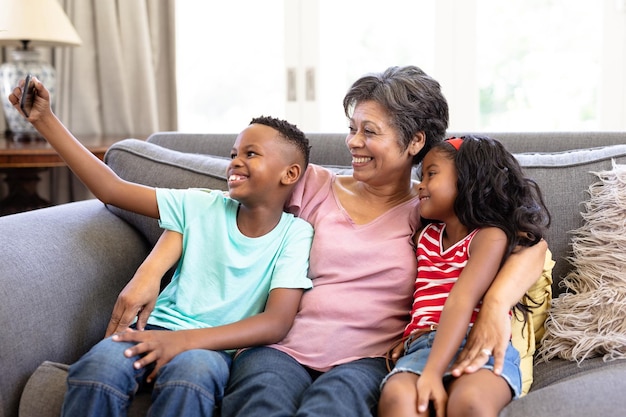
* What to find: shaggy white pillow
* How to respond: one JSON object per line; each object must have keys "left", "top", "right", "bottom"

{"left": 539, "top": 162, "right": 626, "bottom": 364}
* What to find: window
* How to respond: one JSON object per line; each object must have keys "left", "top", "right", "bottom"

{"left": 175, "top": 0, "right": 285, "bottom": 132}
{"left": 176, "top": 0, "right": 626, "bottom": 133}
{"left": 476, "top": 0, "right": 603, "bottom": 130}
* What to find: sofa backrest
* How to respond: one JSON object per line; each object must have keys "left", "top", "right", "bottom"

{"left": 147, "top": 131, "right": 626, "bottom": 165}
{"left": 450, "top": 131, "right": 626, "bottom": 153}
{"left": 105, "top": 132, "right": 626, "bottom": 296}
{"left": 147, "top": 132, "right": 355, "bottom": 167}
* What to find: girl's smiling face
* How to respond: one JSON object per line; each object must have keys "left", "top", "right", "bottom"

{"left": 418, "top": 148, "right": 458, "bottom": 222}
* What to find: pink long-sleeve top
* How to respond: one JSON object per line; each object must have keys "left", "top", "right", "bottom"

{"left": 270, "top": 164, "right": 421, "bottom": 371}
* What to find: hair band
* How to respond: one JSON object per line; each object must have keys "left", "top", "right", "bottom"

{"left": 445, "top": 137, "right": 463, "bottom": 151}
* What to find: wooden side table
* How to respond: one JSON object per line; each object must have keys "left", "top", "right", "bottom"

{"left": 0, "top": 135, "right": 127, "bottom": 215}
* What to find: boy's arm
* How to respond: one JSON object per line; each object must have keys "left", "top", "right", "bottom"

{"left": 111, "top": 194, "right": 314, "bottom": 381}
{"left": 451, "top": 239, "right": 548, "bottom": 376}
{"left": 113, "top": 286, "right": 304, "bottom": 382}
{"left": 105, "top": 230, "right": 183, "bottom": 337}
{"left": 416, "top": 227, "right": 507, "bottom": 415}
{"left": 8, "top": 77, "right": 159, "bottom": 218}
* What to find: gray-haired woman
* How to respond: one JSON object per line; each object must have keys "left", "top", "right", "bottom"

{"left": 221, "top": 66, "right": 547, "bottom": 417}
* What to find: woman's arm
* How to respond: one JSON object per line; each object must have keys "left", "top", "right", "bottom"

{"left": 8, "top": 77, "right": 159, "bottom": 218}
{"left": 105, "top": 230, "right": 183, "bottom": 337}
{"left": 451, "top": 239, "right": 548, "bottom": 376}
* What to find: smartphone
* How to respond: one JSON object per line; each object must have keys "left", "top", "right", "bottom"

{"left": 20, "top": 74, "right": 36, "bottom": 117}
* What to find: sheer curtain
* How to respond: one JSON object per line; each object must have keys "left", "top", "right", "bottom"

{"left": 55, "top": 0, "right": 177, "bottom": 136}
{"left": 0, "top": 1, "right": 177, "bottom": 204}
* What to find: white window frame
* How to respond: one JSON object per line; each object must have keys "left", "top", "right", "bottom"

{"left": 283, "top": 0, "right": 626, "bottom": 131}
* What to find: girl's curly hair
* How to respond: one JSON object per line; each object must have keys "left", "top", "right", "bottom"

{"left": 432, "top": 135, "right": 551, "bottom": 260}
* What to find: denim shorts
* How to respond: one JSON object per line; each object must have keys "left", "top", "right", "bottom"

{"left": 381, "top": 329, "right": 522, "bottom": 399}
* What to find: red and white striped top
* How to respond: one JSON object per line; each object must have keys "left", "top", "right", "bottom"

{"left": 404, "top": 223, "right": 481, "bottom": 338}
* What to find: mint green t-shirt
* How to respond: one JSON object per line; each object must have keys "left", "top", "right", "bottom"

{"left": 147, "top": 188, "right": 313, "bottom": 331}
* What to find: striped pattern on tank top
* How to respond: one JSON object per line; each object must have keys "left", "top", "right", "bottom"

{"left": 403, "top": 223, "right": 481, "bottom": 338}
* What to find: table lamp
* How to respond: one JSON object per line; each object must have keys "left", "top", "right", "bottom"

{"left": 0, "top": 0, "right": 82, "bottom": 141}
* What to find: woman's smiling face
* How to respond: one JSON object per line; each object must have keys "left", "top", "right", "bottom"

{"left": 346, "top": 100, "right": 419, "bottom": 186}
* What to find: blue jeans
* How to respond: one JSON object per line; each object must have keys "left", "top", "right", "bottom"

{"left": 61, "top": 325, "right": 232, "bottom": 417}
{"left": 221, "top": 346, "right": 388, "bottom": 417}
{"left": 381, "top": 329, "right": 522, "bottom": 399}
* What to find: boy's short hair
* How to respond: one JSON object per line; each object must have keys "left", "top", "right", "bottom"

{"left": 250, "top": 116, "right": 311, "bottom": 170}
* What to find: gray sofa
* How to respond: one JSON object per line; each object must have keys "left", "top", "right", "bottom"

{"left": 2, "top": 131, "right": 626, "bottom": 417}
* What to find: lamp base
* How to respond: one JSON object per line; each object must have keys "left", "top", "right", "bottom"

{"left": 4, "top": 129, "right": 45, "bottom": 141}
{"left": 0, "top": 48, "right": 56, "bottom": 142}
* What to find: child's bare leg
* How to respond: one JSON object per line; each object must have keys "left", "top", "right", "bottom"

{"left": 379, "top": 372, "right": 429, "bottom": 417}
{"left": 447, "top": 369, "right": 512, "bottom": 417}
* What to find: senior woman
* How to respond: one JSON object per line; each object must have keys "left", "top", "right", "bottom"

{"left": 220, "top": 65, "right": 547, "bottom": 417}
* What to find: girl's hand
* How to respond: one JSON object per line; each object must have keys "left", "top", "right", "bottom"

{"left": 416, "top": 371, "right": 448, "bottom": 417}
{"left": 105, "top": 271, "right": 161, "bottom": 337}
{"left": 7, "top": 76, "right": 52, "bottom": 122}
{"left": 112, "top": 329, "right": 187, "bottom": 383}
{"left": 389, "top": 339, "right": 405, "bottom": 364}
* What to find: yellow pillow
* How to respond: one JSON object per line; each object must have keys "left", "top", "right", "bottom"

{"left": 510, "top": 248, "right": 554, "bottom": 396}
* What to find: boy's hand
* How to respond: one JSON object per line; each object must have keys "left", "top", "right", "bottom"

{"left": 7, "top": 76, "right": 51, "bottom": 121}
{"left": 113, "top": 329, "right": 187, "bottom": 383}
{"left": 105, "top": 272, "right": 161, "bottom": 337}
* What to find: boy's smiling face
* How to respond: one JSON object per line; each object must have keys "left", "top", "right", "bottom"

{"left": 228, "top": 123, "right": 295, "bottom": 206}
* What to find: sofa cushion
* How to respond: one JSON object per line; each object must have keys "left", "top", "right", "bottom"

{"left": 147, "top": 132, "right": 356, "bottom": 167}
{"left": 1, "top": 200, "right": 150, "bottom": 417}
{"left": 512, "top": 144, "right": 626, "bottom": 288}
{"left": 104, "top": 139, "right": 232, "bottom": 246}
{"left": 19, "top": 361, "right": 150, "bottom": 417}
{"left": 501, "top": 357, "right": 626, "bottom": 416}
{"left": 510, "top": 249, "right": 554, "bottom": 395}
{"left": 450, "top": 131, "right": 626, "bottom": 154}
{"left": 19, "top": 361, "right": 67, "bottom": 417}
{"left": 539, "top": 162, "right": 626, "bottom": 363}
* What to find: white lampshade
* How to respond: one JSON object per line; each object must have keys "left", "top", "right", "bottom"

{"left": 0, "top": 0, "right": 82, "bottom": 47}
{"left": 0, "top": 0, "right": 82, "bottom": 140}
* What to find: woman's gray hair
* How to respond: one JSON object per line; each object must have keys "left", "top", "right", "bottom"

{"left": 343, "top": 65, "right": 449, "bottom": 164}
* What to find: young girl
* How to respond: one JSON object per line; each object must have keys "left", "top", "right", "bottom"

{"left": 378, "top": 136, "right": 550, "bottom": 417}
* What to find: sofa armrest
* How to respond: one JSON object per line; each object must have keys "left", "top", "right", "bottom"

{"left": 0, "top": 200, "right": 150, "bottom": 417}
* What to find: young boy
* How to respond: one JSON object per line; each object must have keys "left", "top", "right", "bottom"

{"left": 8, "top": 78, "right": 313, "bottom": 417}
